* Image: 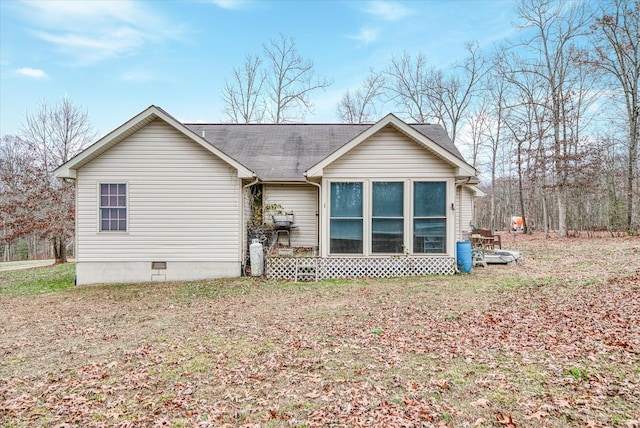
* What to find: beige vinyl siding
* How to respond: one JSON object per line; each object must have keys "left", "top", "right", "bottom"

{"left": 456, "top": 185, "right": 475, "bottom": 241}
{"left": 264, "top": 184, "right": 318, "bottom": 247}
{"left": 324, "top": 126, "right": 454, "bottom": 178}
{"left": 76, "top": 119, "right": 242, "bottom": 262}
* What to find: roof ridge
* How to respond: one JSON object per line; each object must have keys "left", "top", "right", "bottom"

{"left": 182, "top": 122, "right": 373, "bottom": 126}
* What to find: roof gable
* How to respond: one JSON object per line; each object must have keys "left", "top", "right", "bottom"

{"left": 54, "top": 106, "right": 255, "bottom": 179}
{"left": 186, "top": 117, "right": 473, "bottom": 181}
{"left": 305, "top": 113, "right": 476, "bottom": 178}
{"left": 54, "top": 107, "right": 475, "bottom": 182}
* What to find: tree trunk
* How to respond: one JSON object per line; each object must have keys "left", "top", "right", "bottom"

{"left": 517, "top": 140, "right": 528, "bottom": 234}
{"left": 52, "top": 237, "right": 67, "bottom": 264}
{"left": 627, "top": 106, "right": 638, "bottom": 235}
{"left": 542, "top": 190, "right": 549, "bottom": 237}
{"left": 557, "top": 186, "right": 567, "bottom": 238}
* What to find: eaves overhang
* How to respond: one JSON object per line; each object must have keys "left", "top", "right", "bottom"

{"left": 53, "top": 105, "right": 255, "bottom": 180}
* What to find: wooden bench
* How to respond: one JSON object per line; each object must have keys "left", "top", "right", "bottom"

{"left": 475, "top": 229, "right": 501, "bottom": 249}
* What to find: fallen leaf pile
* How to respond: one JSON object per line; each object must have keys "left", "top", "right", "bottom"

{"left": 1, "top": 234, "right": 639, "bottom": 427}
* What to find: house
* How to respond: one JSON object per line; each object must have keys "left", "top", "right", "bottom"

{"left": 54, "top": 105, "right": 482, "bottom": 285}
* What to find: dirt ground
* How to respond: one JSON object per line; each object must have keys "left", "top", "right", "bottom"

{"left": 1, "top": 232, "right": 639, "bottom": 427}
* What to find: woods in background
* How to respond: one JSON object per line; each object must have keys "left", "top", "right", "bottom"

{"left": 1, "top": 0, "right": 638, "bottom": 262}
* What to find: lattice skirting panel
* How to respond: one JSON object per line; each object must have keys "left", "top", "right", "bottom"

{"left": 266, "top": 256, "right": 456, "bottom": 281}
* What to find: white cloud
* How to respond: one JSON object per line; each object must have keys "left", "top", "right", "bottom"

{"left": 120, "top": 69, "right": 156, "bottom": 83}
{"left": 16, "top": 67, "right": 48, "bottom": 79}
{"left": 19, "top": 0, "right": 184, "bottom": 66}
{"left": 349, "top": 27, "right": 380, "bottom": 45}
{"left": 210, "top": 0, "right": 249, "bottom": 10}
{"left": 364, "top": 1, "right": 412, "bottom": 21}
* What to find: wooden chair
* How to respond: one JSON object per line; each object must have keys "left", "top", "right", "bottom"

{"left": 476, "top": 229, "right": 501, "bottom": 249}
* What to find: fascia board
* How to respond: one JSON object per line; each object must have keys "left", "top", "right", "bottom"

{"left": 54, "top": 105, "right": 256, "bottom": 180}
{"left": 53, "top": 107, "right": 158, "bottom": 178}
{"left": 305, "top": 113, "right": 477, "bottom": 178}
{"left": 468, "top": 185, "right": 486, "bottom": 197}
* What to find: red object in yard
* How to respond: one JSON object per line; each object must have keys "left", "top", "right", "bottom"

{"left": 511, "top": 216, "right": 524, "bottom": 231}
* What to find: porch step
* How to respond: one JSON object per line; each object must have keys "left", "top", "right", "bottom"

{"left": 295, "top": 260, "right": 318, "bottom": 282}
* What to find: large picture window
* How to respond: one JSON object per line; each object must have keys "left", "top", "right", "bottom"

{"left": 413, "top": 182, "right": 446, "bottom": 253}
{"left": 100, "top": 183, "right": 127, "bottom": 232}
{"left": 372, "top": 182, "right": 403, "bottom": 253}
{"left": 330, "top": 182, "right": 363, "bottom": 253}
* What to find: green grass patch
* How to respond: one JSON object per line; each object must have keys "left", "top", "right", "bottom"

{"left": 563, "top": 366, "right": 590, "bottom": 382}
{"left": 0, "top": 263, "right": 75, "bottom": 297}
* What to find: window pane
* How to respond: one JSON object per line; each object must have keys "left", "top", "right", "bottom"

{"left": 100, "top": 184, "right": 127, "bottom": 232}
{"left": 331, "top": 182, "right": 362, "bottom": 217}
{"left": 413, "top": 218, "right": 446, "bottom": 253}
{"left": 330, "top": 219, "right": 363, "bottom": 253}
{"left": 372, "top": 182, "right": 403, "bottom": 217}
{"left": 372, "top": 218, "right": 403, "bottom": 253}
{"left": 414, "top": 182, "right": 446, "bottom": 217}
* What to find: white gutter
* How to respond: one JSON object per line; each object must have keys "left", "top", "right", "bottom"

{"left": 304, "top": 175, "right": 322, "bottom": 256}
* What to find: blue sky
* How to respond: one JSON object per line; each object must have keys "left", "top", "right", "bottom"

{"left": 0, "top": 0, "right": 520, "bottom": 138}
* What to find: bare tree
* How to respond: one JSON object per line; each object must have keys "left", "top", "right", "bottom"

{"left": 221, "top": 54, "right": 266, "bottom": 123}
{"left": 383, "top": 52, "right": 434, "bottom": 123}
{"left": 221, "top": 34, "right": 331, "bottom": 124}
{"left": 0, "top": 135, "right": 30, "bottom": 261}
{"left": 21, "top": 97, "right": 95, "bottom": 171}
{"left": 424, "top": 43, "right": 488, "bottom": 144}
{"left": 464, "top": 101, "right": 489, "bottom": 169}
{"left": 263, "top": 34, "right": 332, "bottom": 123}
{"left": 337, "top": 70, "right": 385, "bottom": 123}
{"left": 591, "top": 0, "right": 640, "bottom": 234}
{"left": 515, "top": 0, "right": 592, "bottom": 238}
{"left": 480, "top": 52, "right": 511, "bottom": 231}
{"left": 12, "top": 97, "right": 95, "bottom": 263}
{"left": 382, "top": 44, "right": 486, "bottom": 144}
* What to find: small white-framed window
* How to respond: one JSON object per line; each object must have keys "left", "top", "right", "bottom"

{"left": 100, "top": 183, "right": 127, "bottom": 232}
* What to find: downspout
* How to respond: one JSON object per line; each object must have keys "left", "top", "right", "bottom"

{"left": 241, "top": 176, "right": 260, "bottom": 275}
{"left": 304, "top": 174, "right": 322, "bottom": 256}
{"left": 454, "top": 177, "right": 474, "bottom": 273}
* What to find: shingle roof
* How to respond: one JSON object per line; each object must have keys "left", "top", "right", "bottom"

{"left": 184, "top": 122, "right": 465, "bottom": 181}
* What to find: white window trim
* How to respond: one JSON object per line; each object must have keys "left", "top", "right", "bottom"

{"left": 328, "top": 180, "right": 365, "bottom": 255}
{"left": 97, "top": 182, "right": 129, "bottom": 234}
{"left": 370, "top": 180, "right": 406, "bottom": 255}
{"left": 412, "top": 180, "right": 448, "bottom": 254}
{"left": 325, "top": 178, "right": 452, "bottom": 257}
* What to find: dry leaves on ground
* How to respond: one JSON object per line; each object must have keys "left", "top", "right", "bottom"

{"left": 1, "top": 233, "right": 639, "bottom": 427}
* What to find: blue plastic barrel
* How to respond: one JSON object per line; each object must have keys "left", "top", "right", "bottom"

{"left": 456, "top": 241, "right": 473, "bottom": 273}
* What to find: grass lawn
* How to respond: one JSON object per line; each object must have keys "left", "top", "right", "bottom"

{"left": 1, "top": 233, "right": 639, "bottom": 427}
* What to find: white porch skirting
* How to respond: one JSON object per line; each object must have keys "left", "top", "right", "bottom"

{"left": 266, "top": 256, "right": 456, "bottom": 281}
